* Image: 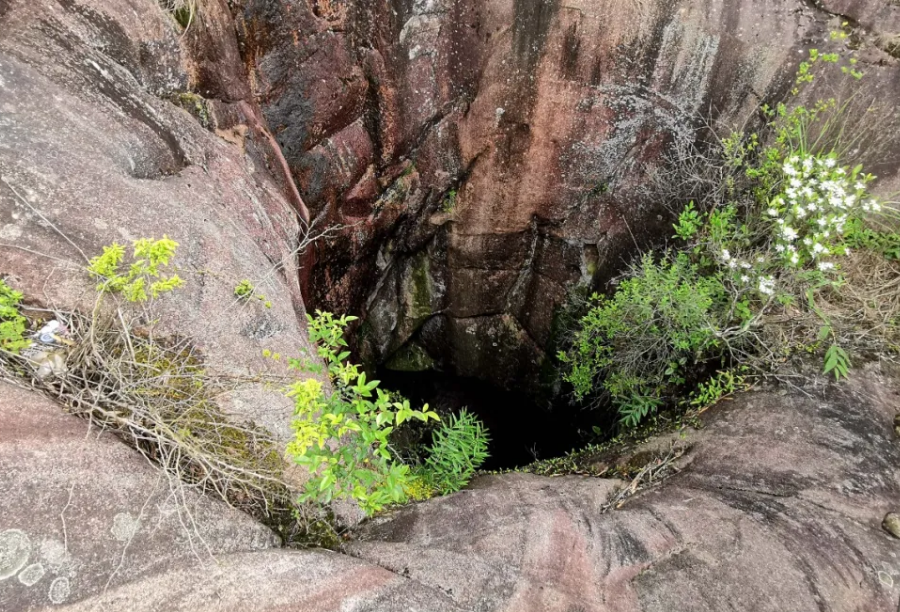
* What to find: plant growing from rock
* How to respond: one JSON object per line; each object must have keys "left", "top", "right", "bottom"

{"left": 0, "top": 279, "right": 29, "bottom": 354}
{"left": 420, "top": 409, "right": 490, "bottom": 495}
{"left": 88, "top": 236, "right": 184, "bottom": 302}
{"left": 234, "top": 279, "right": 272, "bottom": 308}
{"left": 287, "top": 311, "right": 490, "bottom": 515}
{"left": 0, "top": 238, "right": 336, "bottom": 544}
{"left": 561, "top": 44, "right": 900, "bottom": 428}
{"left": 287, "top": 312, "right": 439, "bottom": 514}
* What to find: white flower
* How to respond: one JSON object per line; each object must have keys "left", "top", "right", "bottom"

{"left": 803, "top": 158, "right": 814, "bottom": 172}
{"left": 803, "top": 237, "right": 813, "bottom": 246}
{"left": 791, "top": 253, "right": 800, "bottom": 265}
{"left": 790, "top": 178, "right": 803, "bottom": 189}
{"left": 759, "top": 276, "right": 776, "bottom": 295}
{"left": 728, "top": 260, "right": 737, "bottom": 269}
{"left": 812, "top": 242, "right": 826, "bottom": 254}
{"left": 767, "top": 208, "right": 779, "bottom": 217}
{"left": 824, "top": 158, "right": 837, "bottom": 169}
{"left": 741, "top": 275, "right": 750, "bottom": 283}
{"left": 817, "top": 218, "right": 827, "bottom": 227}
{"left": 775, "top": 244, "right": 785, "bottom": 252}
{"left": 782, "top": 226, "right": 798, "bottom": 241}
{"left": 856, "top": 182, "right": 866, "bottom": 191}
{"left": 721, "top": 249, "right": 731, "bottom": 261}
{"left": 818, "top": 261, "right": 835, "bottom": 271}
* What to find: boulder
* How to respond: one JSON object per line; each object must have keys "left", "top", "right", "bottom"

{"left": 0, "top": 382, "right": 277, "bottom": 609}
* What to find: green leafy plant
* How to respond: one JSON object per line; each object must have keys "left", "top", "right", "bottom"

{"left": 88, "top": 236, "right": 184, "bottom": 302}
{"left": 824, "top": 344, "right": 851, "bottom": 380}
{"left": 688, "top": 369, "right": 748, "bottom": 410}
{"left": 420, "top": 409, "right": 490, "bottom": 495}
{"left": 561, "top": 46, "right": 893, "bottom": 428}
{"left": 286, "top": 312, "right": 438, "bottom": 514}
{"left": 559, "top": 252, "right": 731, "bottom": 426}
{"left": 441, "top": 189, "right": 458, "bottom": 213}
{"left": 234, "top": 279, "right": 272, "bottom": 308}
{"left": 286, "top": 312, "right": 491, "bottom": 514}
{"left": 234, "top": 279, "right": 255, "bottom": 299}
{"left": 673, "top": 201, "right": 701, "bottom": 241}
{"left": 0, "top": 279, "right": 29, "bottom": 354}
{"left": 844, "top": 217, "right": 900, "bottom": 260}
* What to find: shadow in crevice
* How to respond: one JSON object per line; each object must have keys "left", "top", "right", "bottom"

{"left": 376, "top": 367, "right": 601, "bottom": 471}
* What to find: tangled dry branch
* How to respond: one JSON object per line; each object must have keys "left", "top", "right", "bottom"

{"left": 0, "top": 302, "right": 339, "bottom": 546}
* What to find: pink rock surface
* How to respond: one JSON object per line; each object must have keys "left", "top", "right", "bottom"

{"left": 350, "top": 367, "right": 900, "bottom": 611}
{"left": 248, "top": 0, "right": 900, "bottom": 392}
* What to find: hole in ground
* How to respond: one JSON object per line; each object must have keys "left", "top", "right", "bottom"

{"left": 376, "top": 368, "right": 602, "bottom": 471}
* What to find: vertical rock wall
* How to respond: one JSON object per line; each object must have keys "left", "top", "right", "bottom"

{"left": 243, "top": 0, "right": 900, "bottom": 393}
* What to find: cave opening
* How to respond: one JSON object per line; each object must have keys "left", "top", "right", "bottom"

{"left": 376, "top": 367, "right": 609, "bottom": 471}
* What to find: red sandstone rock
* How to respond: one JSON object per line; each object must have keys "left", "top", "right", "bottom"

{"left": 248, "top": 0, "right": 900, "bottom": 393}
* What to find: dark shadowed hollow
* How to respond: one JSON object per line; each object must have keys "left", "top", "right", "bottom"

{"left": 376, "top": 367, "right": 604, "bottom": 470}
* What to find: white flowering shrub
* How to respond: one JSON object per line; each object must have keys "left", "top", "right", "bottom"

{"left": 770, "top": 155, "right": 876, "bottom": 269}
{"left": 562, "top": 44, "right": 898, "bottom": 428}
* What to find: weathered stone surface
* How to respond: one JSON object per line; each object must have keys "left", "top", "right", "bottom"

{"left": 5, "top": 359, "right": 899, "bottom": 611}
{"left": 0, "top": 383, "right": 276, "bottom": 609}
{"left": 0, "top": 383, "right": 463, "bottom": 611}
{"left": 58, "top": 551, "right": 463, "bottom": 612}
{"left": 4, "top": 1, "right": 900, "bottom": 611}
{"left": 248, "top": 0, "right": 900, "bottom": 392}
{"left": 350, "top": 367, "right": 900, "bottom": 611}
{"left": 0, "top": 0, "right": 315, "bottom": 438}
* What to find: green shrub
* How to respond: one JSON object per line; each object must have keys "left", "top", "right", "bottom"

{"left": 0, "top": 279, "right": 29, "bottom": 354}
{"left": 561, "top": 46, "right": 893, "bottom": 427}
{"left": 286, "top": 312, "right": 490, "bottom": 515}
{"left": 88, "top": 236, "right": 184, "bottom": 302}
{"left": 560, "top": 252, "right": 731, "bottom": 427}
{"left": 420, "top": 410, "right": 490, "bottom": 494}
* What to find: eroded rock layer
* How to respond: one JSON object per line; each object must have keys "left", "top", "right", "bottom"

{"left": 245, "top": 0, "right": 900, "bottom": 391}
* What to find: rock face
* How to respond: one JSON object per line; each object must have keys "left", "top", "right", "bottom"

{"left": 349, "top": 367, "right": 900, "bottom": 612}
{"left": 0, "top": 382, "right": 461, "bottom": 612}
{"left": 5, "top": 365, "right": 896, "bottom": 611}
{"left": 246, "top": 0, "right": 900, "bottom": 392}
{"left": 3, "top": 1, "right": 900, "bottom": 611}
{"left": 0, "top": 0, "right": 317, "bottom": 437}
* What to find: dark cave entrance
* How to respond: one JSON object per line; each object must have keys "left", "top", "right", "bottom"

{"left": 376, "top": 367, "right": 606, "bottom": 471}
